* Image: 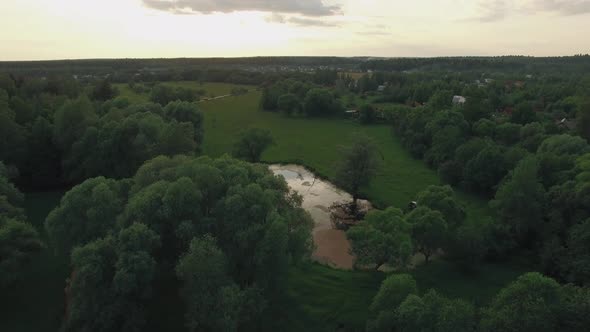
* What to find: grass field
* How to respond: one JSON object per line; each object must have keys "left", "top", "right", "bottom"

{"left": 200, "top": 90, "right": 490, "bottom": 222}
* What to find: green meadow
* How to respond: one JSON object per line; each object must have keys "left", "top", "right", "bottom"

{"left": 200, "top": 90, "right": 489, "bottom": 221}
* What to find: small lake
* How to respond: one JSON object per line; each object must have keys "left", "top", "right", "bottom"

{"left": 270, "top": 164, "right": 358, "bottom": 269}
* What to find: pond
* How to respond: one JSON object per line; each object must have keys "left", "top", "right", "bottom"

{"left": 270, "top": 164, "right": 365, "bottom": 270}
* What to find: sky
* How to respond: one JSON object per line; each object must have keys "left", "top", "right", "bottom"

{"left": 1, "top": 0, "right": 589, "bottom": 60}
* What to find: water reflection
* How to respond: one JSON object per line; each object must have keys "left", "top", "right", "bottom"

{"left": 270, "top": 164, "right": 355, "bottom": 269}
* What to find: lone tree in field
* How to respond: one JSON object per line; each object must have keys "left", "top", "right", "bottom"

{"left": 232, "top": 128, "right": 274, "bottom": 163}
{"left": 335, "top": 133, "right": 380, "bottom": 211}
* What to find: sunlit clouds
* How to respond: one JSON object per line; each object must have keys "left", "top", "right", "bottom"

{"left": 0, "top": 0, "right": 589, "bottom": 60}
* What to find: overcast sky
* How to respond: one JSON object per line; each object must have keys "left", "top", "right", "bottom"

{"left": 1, "top": 0, "right": 589, "bottom": 60}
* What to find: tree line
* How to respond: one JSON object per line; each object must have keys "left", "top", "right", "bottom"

{"left": 384, "top": 75, "right": 590, "bottom": 286}
{"left": 0, "top": 74, "right": 204, "bottom": 190}
{"left": 366, "top": 271, "right": 589, "bottom": 332}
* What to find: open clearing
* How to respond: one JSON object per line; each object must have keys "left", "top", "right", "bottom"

{"left": 200, "top": 90, "right": 490, "bottom": 223}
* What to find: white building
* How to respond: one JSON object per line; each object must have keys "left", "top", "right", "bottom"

{"left": 452, "top": 95, "right": 467, "bottom": 105}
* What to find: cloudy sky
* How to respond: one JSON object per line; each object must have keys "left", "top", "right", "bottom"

{"left": 1, "top": 0, "right": 589, "bottom": 60}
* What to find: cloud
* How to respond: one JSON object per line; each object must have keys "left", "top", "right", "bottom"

{"left": 461, "top": 0, "right": 508, "bottom": 23}
{"left": 142, "top": 0, "right": 341, "bottom": 16}
{"left": 465, "top": 0, "right": 590, "bottom": 22}
{"left": 524, "top": 0, "right": 590, "bottom": 15}
{"left": 266, "top": 13, "right": 338, "bottom": 27}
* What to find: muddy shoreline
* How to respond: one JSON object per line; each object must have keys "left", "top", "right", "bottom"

{"left": 270, "top": 164, "right": 364, "bottom": 269}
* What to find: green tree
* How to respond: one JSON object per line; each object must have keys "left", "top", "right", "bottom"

{"left": 415, "top": 185, "right": 465, "bottom": 229}
{"left": 159, "top": 121, "right": 197, "bottom": 156}
{"left": 359, "top": 104, "right": 377, "bottom": 124}
{"left": 92, "top": 79, "right": 117, "bottom": 101}
{"left": 537, "top": 134, "right": 590, "bottom": 187}
{"left": 53, "top": 97, "right": 98, "bottom": 154}
{"left": 473, "top": 118, "right": 496, "bottom": 138}
{"left": 520, "top": 122, "right": 547, "bottom": 152}
{"left": 0, "top": 217, "right": 43, "bottom": 286}
{"left": 370, "top": 274, "right": 417, "bottom": 316}
{"left": 277, "top": 93, "right": 300, "bottom": 115}
{"left": 463, "top": 97, "right": 493, "bottom": 122}
{"left": 47, "top": 155, "right": 313, "bottom": 330}
{"left": 562, "top": 219, "right": 590, "bottom": 285}
{"left": 45, "top": 177, "right": 125, "bottom": 254}
{"left": 495, "top": 122, "right": 522, "bottom": 146}
{"left": 0, "top": 106, "right": 27, "bottom": 168}
{"left": 577, "top": 99, "right": 590, "bottom": 142}
{"left": 26, "top": 117, "right": 61, "bottom": 187}
{"left": 0, "top": 162, "right": 25, "bottom": 220}
{"left": 0, "top": 74, "right": 16, "bottom": 96}
{"left": 427, "top": 89, "right": 453, "bottom": 110}
{"left": 176, "top": 235, "right": 244, "bottom": 332}
{"left": 232, "top": 128, "right": 274, "bottom": 163}
{"left": 303, "top": 88, "right": 341, "bottom": 117}
{"left": 64, "top": 224, "right": 159, "bottom": 332}
{"left": 558, "top": 284, "right": 590, "bottom": 331}
{"left": 406, "top": 207, "right": 448, "bottom": 263}
{"left": 347, "top": 207, "right": 413, "bottom": 270}
{"left": 335, "top": 134, "right": 380, "bottom": 211}
{"left": 396, "top": 290, "right": 476, "bottom": 332}
{"left": 490, "top": 156, "right": 546, "bottom": 247}
{"left": 163, "top": 101, "right": 204, "bottom": 147}
{"left": 480, "top": 272, "right": 561, "bottom": 332}
{"left": 448, "top": 221, "right": 489, "bottom": 269}
{"left": 463, "top": 144, "right": 507, "bottom": 194}
{"left": 511, "top": 101, "right": 537, "bottom": 125}
{"left": 424, "top": 110, "right": 469, "bottom": 166}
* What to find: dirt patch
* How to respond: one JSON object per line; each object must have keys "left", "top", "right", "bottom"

{"left": 313, "top": 229, "right": 354, "bottom": 269}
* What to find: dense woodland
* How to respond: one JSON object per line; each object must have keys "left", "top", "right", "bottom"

{"left": 1, "top": 56, "right": 590, "bottom": 331}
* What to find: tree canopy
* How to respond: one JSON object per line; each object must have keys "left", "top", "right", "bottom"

{"left": 46, "top": 155, "right": 313, "bottom": 331}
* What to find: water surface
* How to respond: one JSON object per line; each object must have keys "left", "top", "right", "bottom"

{"left": 270, "top": 164, "right": 356, "bottom": 269}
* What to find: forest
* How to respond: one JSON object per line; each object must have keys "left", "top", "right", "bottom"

{"left": 1, "top": 56, "right": 589, "bottom": 331}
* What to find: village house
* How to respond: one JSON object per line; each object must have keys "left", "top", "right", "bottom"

{"left": 452, "top": 95, "right": 466, "bottom": 105}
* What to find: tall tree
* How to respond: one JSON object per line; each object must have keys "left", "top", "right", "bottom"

{"left": 415, "top": 185, "right": 465, "bottom": 229}
{"left": 480, "top": 272, "right": 561, "bottom": 332}
{"left": 232, "top": 128, "right": 274, "bottom": 163}
{"left": 277, "top": 93, "right": 300, "bottom": 116}
{"left": 335, "top": 133, "right": 380, "bottom": 211}
{"left": 92, "top": 79, "right": 117, "bottom": 101}
{"left": 347, "top": 207, "right": 413, "bottom": 270}
{"left": 490, "top": 156, "right": 546, "bottom": 248}
{"left": 406, "top": 207, "right": 448, "bottom": 263}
